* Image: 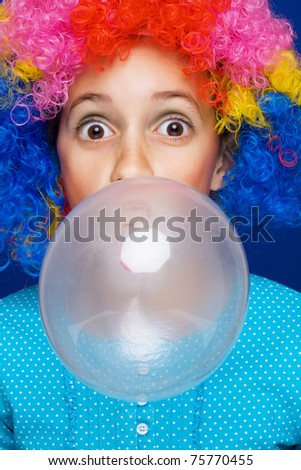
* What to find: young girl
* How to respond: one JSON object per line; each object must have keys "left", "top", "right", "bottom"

{"left": 0, "top": 0, "right": 301, "bottom": 450}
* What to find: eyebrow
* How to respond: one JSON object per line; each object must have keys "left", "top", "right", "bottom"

{"left": 68, "top": 93, "right": 112, "bottom": 115}
{"left": 67, "top": 90, "right": 201, "bottom": 117}
{"left": 151, "top": 90, "right": 201, "bottom": 113}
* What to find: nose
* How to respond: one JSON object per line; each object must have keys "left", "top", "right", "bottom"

{"left": 111, "top": 136, "right": 154, "bottom": 182}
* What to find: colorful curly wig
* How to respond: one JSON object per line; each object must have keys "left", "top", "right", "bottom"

{"left": 0, "top": 0, "right": 301, "bottom": 275}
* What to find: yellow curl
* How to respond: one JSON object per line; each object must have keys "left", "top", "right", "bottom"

{"left": 216, "top": 80, "right": 268, "bottom": 137}
{"left": 35, "top": 185, "right": 64, "bottom": 240}
{"left": 265, "top": 50, "right": 301, "bottom": 106}
{"left": 0, "top": 59, "right": 43, "bottom": 98}
{"left": 0, "top": 5, "right": 11, "bottom": 22}
{"left": 14, "top": 61, "right": 43, "bottom": 82}
{"left": 48, "top": 200, "right": 63, "bottom": 239}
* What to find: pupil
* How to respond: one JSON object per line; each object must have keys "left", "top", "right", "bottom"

{"left": 167, "top": 122, "right": 183, "bottom": 136}
{"left": 88, "top": 125, "right": 104, "bottom": 139}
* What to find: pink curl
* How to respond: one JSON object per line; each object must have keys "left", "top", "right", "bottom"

{"left": 211, "top": 0, "right": 294, "bottom": 87}
{"left": 268, "top": 136, "right": 282, "bottom": 153}
{"left": 279, "top": 149, "right": 298, "bottom": 168}
{"left": 10, "top": 103, "right": 31, "bottom": 126}
{"left": 268, "top": 136, "right": 298, "bottom": 168}
{"left": 0, "top": 0, "right": 297, "bottom": 120}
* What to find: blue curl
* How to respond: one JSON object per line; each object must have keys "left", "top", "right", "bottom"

{"left": 0, "top": 77, "right": 64, "bottom": 275}
{"left": 218, "top": 92, "right": 301, "bottom": 232}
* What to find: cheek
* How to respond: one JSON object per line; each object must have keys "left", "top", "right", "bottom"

{"left": 170, "top": 141, "right": 220, "bottom": 194}
{"left": 57, "top": 147, "right": 114, "bottom": 208}
{"left": 57, "top": 129, "right": 83, "bottom": 207}
{"left": 56, "top": 147, "right": 90, "bottom": 208}
{"left": 180, "top": 169, "right": 212, "bottom": 194}
{"left": 59, "top": 161, "right": 85, "bottom": 209}
{"left": 188, "top": 158, "right": 217, "bottom": 192}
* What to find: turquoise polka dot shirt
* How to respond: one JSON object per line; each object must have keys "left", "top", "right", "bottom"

{"left": 0, "top": 274, "right": 300, "bottom": 450}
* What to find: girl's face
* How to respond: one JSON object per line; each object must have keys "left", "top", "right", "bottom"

{"left": 57, "top": 46, "right": 227, "bottom": 208}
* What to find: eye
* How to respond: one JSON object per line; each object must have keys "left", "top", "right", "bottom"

{"left": 78, "top": 120, "right": 113, "bottom": 141}
{"left": 156, "top": 118, "right": 191, "bottom": 138}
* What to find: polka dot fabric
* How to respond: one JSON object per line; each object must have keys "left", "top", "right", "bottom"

{"left": 0, "top": 275, "right": 300, "bottom": 450}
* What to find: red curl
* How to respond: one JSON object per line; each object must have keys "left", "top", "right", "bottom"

{"left": 70, "top": 0, "right": 230, "bottom": 80}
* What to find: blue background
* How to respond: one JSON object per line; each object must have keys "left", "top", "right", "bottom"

{"left": 0, "top": 0, "right": 301, "bottom": 298}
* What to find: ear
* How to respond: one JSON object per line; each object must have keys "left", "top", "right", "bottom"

{"left": 210, "top": 134, "right": 233, "bottom": 191}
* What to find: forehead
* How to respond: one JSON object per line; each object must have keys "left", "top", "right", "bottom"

{"left": 66, "top": 46, "right": 204, "bottom": 100}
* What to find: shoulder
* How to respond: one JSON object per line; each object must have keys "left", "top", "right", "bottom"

{"left": 249, "top": 273, "right": 301, "bottom": 295}
{"left": 1, "top": 284, "right": 39, "bottom": 308}
{"left": 0, "top": 285, "right": 44, "bottom": 353}
{"left": 248, "top": 273, "right": 301, "bottom": 313}
{"left": 0, "top": 284, "right": 40, "bottom": 327}
{"left": 240, "top": 274, "right": 301, "bottom": 358}
{"left": 221, "top": 274, "right": 301, "bottom": 383}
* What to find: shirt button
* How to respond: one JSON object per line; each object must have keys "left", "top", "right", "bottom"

{"left": 138, "top": 363, "right": 150, "bottom": 375}
{"left": 137, "top": 423, "right": 149, "bottom": 435}
{"left": 137, "top": 393, "right": 147, "bottom": 405}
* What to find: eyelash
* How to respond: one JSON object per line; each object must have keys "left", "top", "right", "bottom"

{"left": 154, "top": 115, "right": 195, "bottom": 141}
{"left": 75, "top": 114, "right": 195, "bottom": 142}
{"left": 76, "top": 117, "right": 113, "bottom": 141}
